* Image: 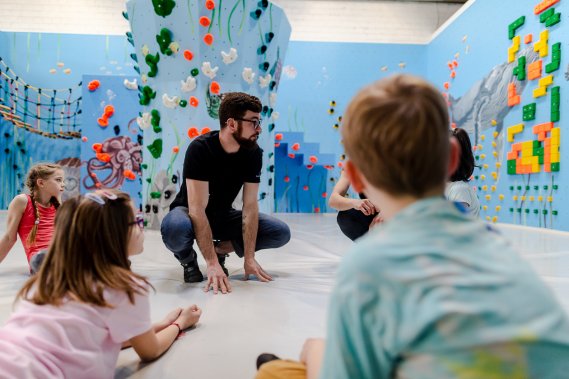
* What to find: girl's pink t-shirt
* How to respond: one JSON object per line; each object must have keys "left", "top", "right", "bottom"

{"left": 17, "top": 195, "right": 56, "bottom": 262}
{"left": 0, "top": 285, "right": 151, "bottom": 379}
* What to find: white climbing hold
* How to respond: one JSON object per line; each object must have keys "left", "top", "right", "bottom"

{"left": 242, "top": 68, "right": 255, "bottom": 84}
{"left": 259, "top": 74, "right": 272, "bottom": 88}
{"left": 162, "top": 93, "right": 180, "bottom": 109}
{"left": 201, "top": 62, "right": 218, "bottom": 79}
{"left": 181, "top": 76, "right": 197, "bottom": 92}
{"left": 124, "top": 78, "right": 138, "bottom": 90}
{"left": 137, "top": 112, "right": 151, "bottom": 130}
{"left": 272, "top": 111, "right": 280, "bottom": 120}
{"left": 142, "top": 44, "right": 150, "bottom": 56}
{"left": 221, "top": 48, "right": 238, "bottom": 64}
{"left": 269, "top": 92, "right": 277, "bottom": 107}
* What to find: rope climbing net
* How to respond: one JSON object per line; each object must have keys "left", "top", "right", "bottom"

{"left": 0, "top": 57, "right": 82, "bottom": 140}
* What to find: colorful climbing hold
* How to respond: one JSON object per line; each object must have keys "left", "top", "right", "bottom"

{"left": 199, "top": 16, "right": 211, "bottom": 27}
{"left": 205, "top": 0, "right": 215, "bottom": 10}
{"left": 124, "top": 169, "right": 136, "bottom": 180}
{"left": 156, "top": 28, "right": 174, "bottom": 56}
{"left": 201, "top": 127, "right": 211, "bottom": 134}
{"left": 183, "top": 50, "right": 194, "bottom": 61}
{"left": 309, "top": 155, "right": 318, "bottom": 164}
{"left": 172, "top": 146, "right": 180, "bottom": 153}
{"left": 189, "top": 96, "right": 199, "bottom": 107}
{"left": 275, "top": 133, "right": 283, "bottom": 141}
{"left": 152, "top": 0, "right": 176, "bottom": 18}
{"left": 284, "top": 176, "right": 290, "bottom": 183}
{"left": 81, "top": 136, "right": 88, "bottom": 142}
{"left": 210, "top": 81, "right": 221, "bottom": 94}
{"left": 291, "top": 143, "right": 300, "bottom": 151}
{"left": 88, "top": 80, "right": 100, "bottom": 92}
{"left": 191, "top": 68, "right": 199, "bottom": 77}
{"left": 188, "top": 127, "right": 199, "bottom": 139}
{"left": 204, "top": 33, "right": 214, "bottom": 45}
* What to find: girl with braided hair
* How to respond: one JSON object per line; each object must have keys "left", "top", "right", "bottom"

{"left": 0, "top": 163, "right": 64, "bottom": 272}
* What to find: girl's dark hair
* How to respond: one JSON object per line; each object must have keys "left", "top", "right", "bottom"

{"left": 450, "top": 127, "right": 476, "bottom": 182}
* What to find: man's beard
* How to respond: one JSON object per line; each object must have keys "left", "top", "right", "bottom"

{"left": 233, "top": 124, "right": 259, "bottom": 150}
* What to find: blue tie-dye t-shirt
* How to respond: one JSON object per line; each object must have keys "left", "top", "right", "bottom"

{"left": 320, "top": 197, "right": 569, "bottom": 379}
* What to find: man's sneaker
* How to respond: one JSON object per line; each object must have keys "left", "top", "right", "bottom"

{"left": 182, "top": 260, "right": 204, "bottom": 283}
{"left": 218, "top": 254, "right": 229, "bottom": 277}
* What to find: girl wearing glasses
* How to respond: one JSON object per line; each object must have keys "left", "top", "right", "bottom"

{"left": 0, "top": 190, "right": 202, "bottom": 378}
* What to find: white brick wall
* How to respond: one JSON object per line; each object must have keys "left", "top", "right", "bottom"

{"left": 0, "top": 0, "right": 464, "bottom": 43}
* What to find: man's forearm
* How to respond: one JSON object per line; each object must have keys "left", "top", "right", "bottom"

{"left": 188, "top": 210, "right": 217, "bottom": 264}
{"left": 242, "top": 205, "right": 259, "bottom": 260}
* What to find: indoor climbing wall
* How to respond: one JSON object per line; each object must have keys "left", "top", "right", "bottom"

{"left": 80, "top": 75, "right": 143, "bottom": 208}
{"left": 428, "top": 0, "right": 568, "bottom": 230}
{"left": 125, "top": 0, "right": 291, "bottom": 228}
{"left": 273, "top": 42, "right": 426, "bottom": 213}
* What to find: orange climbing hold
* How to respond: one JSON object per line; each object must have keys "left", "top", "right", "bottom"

{"left": 443, "top": 82, "right": 450, "bottom": 90}
{"left": 309, "top": 155, "right": 318, "bottom": 164}
{"left": 88, "top": 80, "right": 100, "bottom": 92}
{"left": 288, "top": 153, "right": 295, "bottom": 159}
{"left": 275, "top": 133, "right": 283, "bottom": 141}
{"left": 199, "top": 16, "right": 211, "bottom": 27}
{"left": 450, "top": 70, "right": 456, "bottom": 79}
{"left": 183, "top": 50, "right": 194, "bottom": 61}
{"left": 96, "top": 153, "right": 111, "bottom": 163}
{"left": 284, "top": 176, "right": 290, "bottom": 183}
{"left": 97, "top": 117, "right": 108, "bottom": 127}
{"left": 205, "top": 0, "right": 215, "bottom": 10}
{"left": 81, "top": 136, "right": 88, "bottom": 142}
{"left": 210, "top": 81, "right": 220, "bottom": 94}
{"left": 188, "top": 127, "right": 199, "bottom": 139}
{"left": 124, "top": 169, "right": 136, "bottom": 180}
{"left": 190, "top": 96, "right": 199, "bottom": 107}
{"left": 306, "top": 165, "right": 314, "bottom": 170}
{"left": 92, "top": 143, "right": 103, "bottom": 152}
{"left": 203, "top": 33, "right": 214, "bottom": 46}
{"left": 291, "top": 143, "right": 300, "bottom": 151}
{"left": 104, "top": 105, "right": 114, "bottom": 117}
{"left": 201, "top": 127, "right": 211, "bottom": 134}
{"left": 172, "top": 146, "right": 180, "bottom": 153}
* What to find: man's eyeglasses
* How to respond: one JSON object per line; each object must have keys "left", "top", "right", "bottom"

{"left": 235, "top": 118, "right": 262, "bottom": 130}
{"left": 129, "top": 214, "right": 145, "bottom": 230}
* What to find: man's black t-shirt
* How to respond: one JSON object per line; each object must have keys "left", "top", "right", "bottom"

{"left": 169, "top": 131, "right": 262, "bottom": 213}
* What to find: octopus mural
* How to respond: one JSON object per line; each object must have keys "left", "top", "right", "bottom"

{"left": 83, "top": 136, "right": 142, "bottom": 190}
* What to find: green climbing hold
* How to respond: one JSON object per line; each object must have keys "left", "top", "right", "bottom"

{"left": 139, "top": 86, "right": 156, "bottom": 106}
{"left": 150, "top": 191, "right": 162, "bottom": 199}
{"left": 147, "top": 139, "right": 163, "bottom": 159}
{"left": 191, "top": 68, "right": 199, "bottom": 77}
{"left": 146, "top": 178, "right": 152, "bottom": 183}
{"left": 151, "top": 109, "right": 162, "bottom": 133}
{"left": 152, "top": 0, "right": 176, "bottom": 17}
{"left": 179, "top": 100, "right": 188, "bottom": 108}
{"left": 141, "top": 164, "right": 148, "bottom": 169}
{"left": 122, "top": 11, "right": 129, "bottom": 20}
{"left": 156, "top": 28, "right": 174, "bottom": 56}
{"left": 146, "top": 53, "right": 160, "bottom": 78}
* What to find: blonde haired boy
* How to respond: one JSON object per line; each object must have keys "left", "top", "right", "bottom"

{"left": 257, "top": 74, "right": 569, "bottom": 379}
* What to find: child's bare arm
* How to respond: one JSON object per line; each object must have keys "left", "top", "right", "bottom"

{"left": 0, "top": 195, "right": 27, "bottom": 264}
{"left": 128, "top": 305, "right": 202, "bottom": 362}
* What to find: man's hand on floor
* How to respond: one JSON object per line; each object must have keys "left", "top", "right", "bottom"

{"left": 243, "top": 257, "right": 273, "bottom": 282}
{"left": 204, "top": 263, "right": 232, "bottom": 294}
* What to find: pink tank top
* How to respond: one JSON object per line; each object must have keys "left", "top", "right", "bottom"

{"left": 17, "top": 195, "right": 56, "bottom": 263}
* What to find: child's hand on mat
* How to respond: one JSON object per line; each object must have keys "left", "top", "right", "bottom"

{"left": 204, "top": 263, "right": 232, "bottom": 294}
{"left": 156, "top": 308, "right": 183, "bottom": 332}
{"left": 176, "top": 305, "right": 202, "bottom": 330}
{"left": 243, "top": 257, "right": 272, "bottom": 282}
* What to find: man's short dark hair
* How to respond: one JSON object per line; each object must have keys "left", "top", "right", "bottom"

{"left": 219, "top": 92, "right": 262, "bottom": 128}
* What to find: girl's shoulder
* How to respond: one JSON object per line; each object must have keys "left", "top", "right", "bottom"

{"left": 10, "top": 194, "right": 30, "bottom": 212}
